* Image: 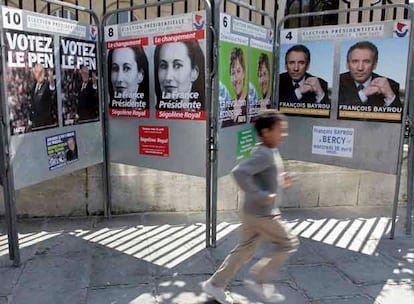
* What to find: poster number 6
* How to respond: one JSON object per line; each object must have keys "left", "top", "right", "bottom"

{"left": 220, "top": 14, "right": 231, "bottom": 33}
{"left": 223, "top": 16, "right": 228, "bottom": 28}
{"left": 2, "top": 8, "right": 23, "bottom": 30}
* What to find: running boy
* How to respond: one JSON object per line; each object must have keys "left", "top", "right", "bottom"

{"left": 202, "top": 110, "right": 299, "bottom": 303}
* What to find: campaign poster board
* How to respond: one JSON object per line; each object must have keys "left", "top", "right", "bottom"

{"left": 277, "top": 20, "right": 410, "bottom": 174}
{"left": 217, "top": 13, "right": 273, "bottom": 176}
{"left": 104, "top": 11, "right": 207, "bottom": 177}
{"left": 0, "top": 6, "right": 104, "bottom": 189}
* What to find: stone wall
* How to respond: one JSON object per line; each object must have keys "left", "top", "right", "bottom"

{"left": 0, "top": 156, "right": 407, "bottom": 217}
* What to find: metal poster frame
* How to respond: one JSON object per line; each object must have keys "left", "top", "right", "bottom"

{"left": 0, "top": 0, "right": 106, "bottom": 266}
{"left": 101, "top": 0, "right": 214, "bottom": 246}
{"left": 209, "top": 0, "right": 276, "bottom": 247}
{"left": 0, "top": 38, "right": 19, "bottom": 266}
{"left": 405, "top": 2, "right": 414, "bottom": 236}
{"left": 275, "top": 4, "right": 414, "bottom": 239}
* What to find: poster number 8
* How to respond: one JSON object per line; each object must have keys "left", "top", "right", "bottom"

{"left": 105, "top": 26, "right": 118, "bottom": 41}
{"left": 2, "top": 8, "right": 23, "bottom": 30}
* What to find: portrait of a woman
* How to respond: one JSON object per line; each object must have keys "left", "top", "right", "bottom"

{"left": 154, "top": 40, "right": 205, "bottom": 111}
{"left": 108, "top": 46, "right": 149, "bottom": 110}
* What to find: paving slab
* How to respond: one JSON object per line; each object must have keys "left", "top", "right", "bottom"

{"left": 86, "top": 285, "right": 157, "bottom": 304}
{"left": 363, "top": 282, "right": 414, "bottom": 304}
{"left": 0, "top": 266, "right": 22, "bottom": 295}
{"left": 231, "top": 281, "right": 309, "bottom": 304}
{"left": 335, "top": 254, "right": 404, "bottom": 284}
{"left": 312, "top": 295, "right": 374, "bottom": 304}
{"left": 288, "top": 238, "right": 327, "bottom": 265}
{"left": 288, "top": 265, "right": 361, "bottom": 299}
{"left": 375, "top": 237, "right": 414, "bottom": 264}
{"left": 34, "top": 233, "right": 91, "bottom": 257}
{"left": 94, "top": 214, "right": 144, "bottom": 229}
{"left": 305, "top": 239, "right": 366, "bottom": 264}
{"left": 156, "top": 275, "right": 211, "bottom": 304}
{"left": 89, "top": 251, "right": 154, "bottom": 287}
{"left": 157, "top": 249, "right": 216, "bottom": 277}
{"left": 0, "top": 208, "right": 413, "bottom": 304}
{"left": 10, "top": 256, "right": 89, "bottom": 304}
{"left": 44, "top": 217, "right": 95, "bottom": 232}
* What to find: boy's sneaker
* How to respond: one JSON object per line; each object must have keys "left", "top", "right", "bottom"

{"left": 201, "top": 280, "right": 234, "bottom": 304}
{"left": 244, "top": 279, "right": 285, "bottom": 303}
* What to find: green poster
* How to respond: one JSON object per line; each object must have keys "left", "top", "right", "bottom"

{"left": 248, "top": 47, "right": 273, "bottom": 121}
{"left": 219, "top": 40, "right": 249, "bottom": 128}
{"left": 237, "top": 128, "right": 256, "bottom": 159}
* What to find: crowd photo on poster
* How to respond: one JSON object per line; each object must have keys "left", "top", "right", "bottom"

{"left": 61, "top": 37, "right": 100, "bottom": 126}
{"left": 5, "top": 30, "right": 58, "bottom": 135}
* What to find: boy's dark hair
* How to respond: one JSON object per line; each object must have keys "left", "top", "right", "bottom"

{"left": 253, "top": 109, "right": 286, "bottom": 136}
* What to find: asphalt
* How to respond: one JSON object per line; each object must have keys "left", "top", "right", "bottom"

{"left": 0, "top": 206, "right": 413, "bottom": 304}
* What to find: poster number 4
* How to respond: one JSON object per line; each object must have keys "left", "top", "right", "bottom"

{"left": 2, "top": 8, "right": 23, "bottom": 30}
{"left": 281, "top": 29, "right": 298, "bottom": 43}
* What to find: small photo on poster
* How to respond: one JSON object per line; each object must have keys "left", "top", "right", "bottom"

{"left": 153, "top": 32, "right": 206, "bottom": 121}
{"left": 248, "top": 48, "right": 273, "bottom": 122}
{"left": 107, "top": 38, "right": 150, "bottom": 118}
{"left": 5, "top": 30, "right": 58, "bottom": 135}
{"left": 61, "top": 37, "right": 99, "bottom": 125}
{"left": 338, "top": 38, "right": 408, "bottom": 122}
{"left": 278, "top": 42, "right": 333, "bottom": 117}
{"left": 46, "top": 131, "right": 79, "bottom": 170}
{"left": 219, "top": 41, "right": 249, "bottom": 127}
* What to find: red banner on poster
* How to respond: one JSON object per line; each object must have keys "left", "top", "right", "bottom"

{"left": 139, "top": 125, "right": 169, "bottom": 157}
{"left": 110, "top": 108, "right": 149, "bottom": 118}
{"left": 106, "top": 37, "right": 149, "bottom": 49}
{"left": 153, "top": 30, "right": 204, "bottom": 45}
{"left": 155, "top": 110, "right": 206, "bottom": 120}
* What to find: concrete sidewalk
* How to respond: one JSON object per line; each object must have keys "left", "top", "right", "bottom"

{"left": 0, "top": 206, "right": 413, "bottom": 304}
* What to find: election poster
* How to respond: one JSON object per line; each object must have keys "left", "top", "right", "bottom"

{"left": 237, "top": 128, "right": 256, "bottom": 160}
{"left": 61, "top": 36, "right": 100, "bottom": 125}
{"left": 105, "top": 11, "right": 207, "bottom": 121}
{"left": 46, "top": 131, "right": 79, "bottom": 170}
{"left": 312, "top": 126, "right": 354, "bottom": 158}
{"left": 249, "top": 40, "right": 273, "bottom": 122}
{"left": 219, "top": 13, "right": 274, "bottom": 128}
{"left": 139, "top": 125, "right": 169, "bottom": 157}
{"left": 337, "top": 33, "right": 408, "bottom": 122}
{"left": 278, "top": 41, "right": 333, "bottom": 117}
{"left": 4, "top": 29, "right": 58, "bottom": 135}
{"left": 106, "top": 37, "right": 150, "bottom": 118}
{"left": 219, "top": 38, "right": 248, "bottom": 127}
{"left": 280, "top": 20, "right": 409, "bottom": 122}
{"left": 153, "top": 29, "right": 206, "bottom": 120}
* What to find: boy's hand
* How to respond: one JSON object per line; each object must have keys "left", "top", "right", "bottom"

{"left": 266, "top": 193, "right": 276, "bottom": 202}
{"left": 257, "top": 193, "right": 276, "bottom": 207}
{"left": 281, "top": 172, "right": 293, "bottom": 188}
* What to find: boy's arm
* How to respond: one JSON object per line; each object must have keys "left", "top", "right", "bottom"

{"left": 232, "top": 147, "right": 274, "bottom": 203}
